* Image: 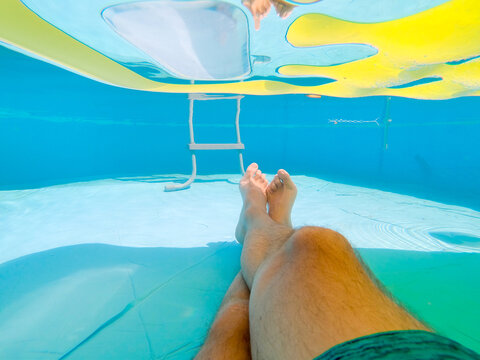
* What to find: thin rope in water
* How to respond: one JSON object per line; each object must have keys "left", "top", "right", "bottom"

{"left": 328, "top": 118, "right": 380, "bottom": 126}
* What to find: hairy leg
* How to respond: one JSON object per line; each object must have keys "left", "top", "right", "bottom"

{"left": 194, "top": 273, "right": 251, "bottom": 360}
{"left": 235, "top": 164, "right": 294, "bottom": 287}
{"left": 196, "top": 163, "right": 271, "bottom": 360}
{"left": 248, "top": 227, "right": 429, "bottom": 360}
{"left": 238, "top": 167, "right": 428, "bottom": 360}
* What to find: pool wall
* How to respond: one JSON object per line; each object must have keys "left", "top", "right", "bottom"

{"left": 1, "top": 46, "right": 479, "bottom": 209}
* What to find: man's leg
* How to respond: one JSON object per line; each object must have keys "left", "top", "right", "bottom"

{"left": 194, "top": 273, "right": 251, "bottom": 360}
{"left": 195, "top": 164, "right": 276, "bottom": 360}
{"left": 237, "top": 164, "right": 428, "bottom": 360}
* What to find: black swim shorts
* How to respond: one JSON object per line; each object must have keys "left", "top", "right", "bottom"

{"left": 314, "top": 330, "right": 480, "bottom": 360}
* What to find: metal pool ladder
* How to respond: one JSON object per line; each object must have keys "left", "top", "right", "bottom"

{"left": 164, "top": 93, "right": 246, "bottom": 191}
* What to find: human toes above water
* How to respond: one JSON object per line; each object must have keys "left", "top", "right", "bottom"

{"left": 239, "top": 163, "right": 268, "bottom": 203}
{"left": 267, "top": 169, "right": 297, "bottom": 227}
{"left": 243, "top": 0, "right": 296, "bottom": 30}
{"left": 236, "top": 163, "right": 269, "bottom": 243}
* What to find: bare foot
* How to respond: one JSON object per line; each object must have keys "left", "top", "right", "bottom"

{"left": 235, "top": 163, "right": 268, "bottom": 244}
{"left": 271, "top": 0, "right": 295, "bottom": 18}
{"left": 243, "top": 0, "right": 271, "bottom": 30}
{"left": 243, "top": 0, "right": 295, "bottom": 30}
{"left": 266, "top": 169, "right": 297, "bottom": 227}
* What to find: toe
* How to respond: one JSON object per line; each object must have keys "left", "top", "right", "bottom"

{"left": 278, "top": 169, "right": 296, "bottom": 190}
{"left": 267, "top": 177, "right": 277, "bottom": 192}
{"left": 272, "top": 181, "right": 279, "bottom": 191}
{"left": 246, "top": 163, "right": 258, "bottom": 177}
{"left": 273, "top": 177, "right": 282, "bottom": 190}
{"left": 267, "top": 183, "right": 276, "bottom": 193}
{"left": 277, "top": 169, "right": 287, "bottom": 177}
{"left": 261, "top": 173, "right": 267, "bottom": 184}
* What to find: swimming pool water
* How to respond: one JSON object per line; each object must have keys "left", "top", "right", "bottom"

{"left": 0, "top": 38, "right": 479, "bottom": 359}
{"left": 0, "top": 175, "right": 479, "bottom": 359}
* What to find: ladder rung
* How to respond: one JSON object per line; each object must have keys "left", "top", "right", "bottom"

{"left": 189, "top": 143, "right": 245, "bottom": 150}
{"left": 189, "top": 93, "right": 244, "bottom": 101}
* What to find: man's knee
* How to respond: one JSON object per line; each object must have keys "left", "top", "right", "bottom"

{"left": 285, "top": 226, "right": 353, "bottom": 260}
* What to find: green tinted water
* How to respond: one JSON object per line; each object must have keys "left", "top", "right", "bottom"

{"left": 360, "top": 249, "right": 480, "bottom": 352}
{"left": 0, "top": 244, "right": 478, "bottom": 359}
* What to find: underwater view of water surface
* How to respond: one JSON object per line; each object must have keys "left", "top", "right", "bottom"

{"left": 1, "top": 0, "right": 480, "bottom": 358}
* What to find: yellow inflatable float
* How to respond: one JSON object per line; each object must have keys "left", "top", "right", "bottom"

{"left": 0, "top": 0, "right": 479, "bottom": 99}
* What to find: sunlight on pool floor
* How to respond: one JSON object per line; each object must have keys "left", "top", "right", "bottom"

{"left": 0, "top": 175, "right": 479, "bottom": 359}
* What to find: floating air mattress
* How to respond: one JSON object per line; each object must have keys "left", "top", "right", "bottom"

{"left": 1, "top": 0, "right": 480, "bottom": 99}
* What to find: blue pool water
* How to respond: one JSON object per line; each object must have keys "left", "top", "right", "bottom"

{"left": 1, "top": 46, "right": 479, "bottom": 210}
{"left": 0, "top": 45, "right": 479, "bottom": 359}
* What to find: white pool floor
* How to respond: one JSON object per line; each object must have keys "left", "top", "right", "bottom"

{"left": 1, "top": 174, "right": 479, "bottom": 264}
{"left": 0, "top": 174, "right": 479, "bottom": 359}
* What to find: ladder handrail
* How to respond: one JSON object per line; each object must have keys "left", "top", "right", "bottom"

{"left": 188, "top": 97, "right": 195, "bottom": 144}
{"left": 164, "top": 94, "right": 245, "bottom": 191}
{"left": 164, "top": 154, "right": 197, "bottom": 191}
{"left": 235, "top": 97, "right": 242, "bottom": 144}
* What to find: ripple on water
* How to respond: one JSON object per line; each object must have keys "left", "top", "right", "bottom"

{"left": 429, "top": 231, "right": 480, "bottom": 248}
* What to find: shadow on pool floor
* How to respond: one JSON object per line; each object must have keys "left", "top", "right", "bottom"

{"left": 0, "top": 243, "right": 478, "bottom": 359}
